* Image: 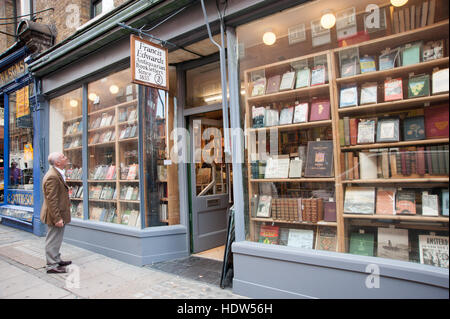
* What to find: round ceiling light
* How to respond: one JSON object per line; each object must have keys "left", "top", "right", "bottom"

{"left": 263, "top": 31, "right": 276, "bottom": 46}
{"left": 320, "top": 11, "right": 336, "bottom": 29}
{"left": 391, "top": 0, "right": 408, "bottom": 7}
{"left": 69, "top": 99, "right": 78, "bottom": 107}
{"left": 109, "top": 85, "right": 119, "bottom": 94}
{"left": 88, "top": 93, "right": 98, "bottom": 101}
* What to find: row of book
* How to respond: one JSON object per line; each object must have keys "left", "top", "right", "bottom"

{"left": 250, "top": 64, "right": 327, "bottom": 97}
{"left": 252, "top": 98, "right": 330, "bottom": 128}
{"left": 118, "top": 108, "right": 137, "bottom": 123}
{"left": 120, "top": 164, "right": 138, "bottom": 180}
{"left": 119, "top": 124, "right": 138, "bottom": 140}
{"left": 89, "top": 129, "right": 115, "bottom": 145}
{"left": 120, "top": 186, "right": 140, "bottom": 201}
{"left": 258, "top": 225, "right": 337, "bottom": 252}
{"left": 391, "top": 0, "right": 437, "bottom": 34}
{"left": 338, "top": 38, "right": 445, "bottom": 78}
{"left": 339, "top": 105, "right": 449, "bottom": 146}
{"left": 69, "top": 185, "right": 83, "bottom": 199}
{"left": 252, "top": 195, "right": 336, "bottom": 223}
{"left": 66, "top": 167, "right": 82, "bottom": 180}
{"left": 349, "top": 230, "right": 448, "bottom": 269}
{"left": 89, "top": 185, "right": 116, "bottom": 200}
{"left": 89, "top": 113, "right": 115, "bottom": 130}
{"left": 339, "top": 69, "right": 449, "bottom": 108}
{"left": 70, "top": 202, "right": 83, "bottom": 219}
{"left": 344, "top": 186, "right": 449, "bottom": 216}
{"left": 251, "top": 141, "right": 334, "bottom": 179}
{"left": 64, "top": 137, "right": 82, "bottom": 149}
{"left": 65, "top": 121, "right": 82, "bottom": 136}
{"left": 343, "top": 146, "right": 450, "bottom": 181}
{"left": 89, "top": 165, "right": 117, "bottom": 180}
{"left": 88, "top": 206, "right": 140, "bottom": 227}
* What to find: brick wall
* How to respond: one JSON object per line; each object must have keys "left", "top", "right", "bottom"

{"left": 0, "top": 0, "right": 17, "bottom": 51}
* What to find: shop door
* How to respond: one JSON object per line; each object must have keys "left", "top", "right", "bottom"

{"left": 189, "top": 114, "right": 231, "bottom": 253}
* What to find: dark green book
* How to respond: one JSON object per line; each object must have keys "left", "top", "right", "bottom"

{"left": 349, "top": 233, "right": 375, "bottom": 256}
{"left": 431, "top": 146, "right": 439, "bottom": 175}
{"left": 408, "top": 74, "right": 430, "bottom": 98}
{"left": 403, "top": 116, "right": 425, "bottom": 141}
{"left": 437, "top": 145, "right": 446, "bottom": 175}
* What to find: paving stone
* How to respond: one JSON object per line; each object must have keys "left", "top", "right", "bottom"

{"left": 5, "top": 282, "right": 72, "bottom": 299}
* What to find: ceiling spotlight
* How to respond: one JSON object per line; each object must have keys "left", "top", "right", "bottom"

{"left": 69, "top": 99, "right": 78, "bottom": 107}
{"left": 263, "top": 31, "right": 276, "bottom": 46}
{"left": 320, "top": 10, "right": 336, "bottom": 29}
{"left": 391, "top": 0, "right": 408, "bottom": 7}
{"left": 88, "top": 93, "right": 98, "bottom": 101}
{"left": 109, "top": 85, "right": 119, "bottom": 94}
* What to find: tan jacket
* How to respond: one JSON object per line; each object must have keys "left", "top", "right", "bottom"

{"left": 40, "top": 166, "right": 71, "bottom": 226}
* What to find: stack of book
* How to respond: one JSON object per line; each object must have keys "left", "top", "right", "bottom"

{"left": 68, "top": 185, "right": 83, "bottom": 199}
{"left": 90, "top": 165, "right": 116, "bottom": 180}
{"left": 89, "top": 185, "right": 117, "bottom": 200}
{"left": 271, "top": 198, "right": 300, "bottom": 221}
{"left": 302, "top": 198, "right": 324, "bottom": 223}
{"left": 65, "top": 121, "right": 82, "bottom": 136}
{"left": 120, "top": 186, "right": 140, "bottom": 201}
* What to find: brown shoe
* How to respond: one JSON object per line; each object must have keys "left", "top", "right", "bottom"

{"left": 47, "top": 265, "right": 67, "bottom": 274}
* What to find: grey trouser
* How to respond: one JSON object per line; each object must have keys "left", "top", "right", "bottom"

{"left": 45, "top": 225, "right": 65, "bottom": 270}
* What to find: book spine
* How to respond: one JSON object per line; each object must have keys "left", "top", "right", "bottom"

{"left": 431, "top": 145, "right": 439, "bottom": 175}
{"left": 343, "top": 117, "right": 350, "bottom": 146}
{"left": 349, "top": 118, "right": 358, "bottom": 146}
{"left": 426, "top": 146, "right": 433, "bottom": 174}
{"left": 409, "top": 147, "right": 417, "bottom": 175}
{"left": 428, "top": 0, "right": 436, "bottom": 25}
{"left": 348, "top": 152, "right": 354, "bottom": 180}
{"left": 340, "top": 153, "right": 346, "bottom": 180}
{"left": 339, "top": 119, "right": 345, "bottom": 146}
{"left": 318, "top": 198, "right": 324, "bottom": 222}
{"left": 437, "top": 145, "right": 446, "bottom": 175}
{"left": 421, "top": 1, "right": 429, "bottom": 27}
{"left": 382, "top": 150, "right": 390, "bottom": 178}
{"left": 410, "top": 5, "right": 415, "bottom": 30}
{"left": 404, "top": 7, "right": 410, "bottom": 31}
{"left": 398, "top": 8, "right": 405, "bottom": 33}
{"left": 401, "top": 149, "right": 407, "bottom": 175}
{"left": 353, "top": 156, "right": 360, "bottom": 180}
{"left": 445, "top": 145, "right": 449, "bottom": 175}
{"left": 416, "top": 147, "right": 426, "bottom": 175}
{"left": 390, "top": 151, "right": 398, "bottom": 177}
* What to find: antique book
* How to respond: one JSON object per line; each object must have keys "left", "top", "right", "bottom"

{"left": 376, "top": 188, "right": 396, "bottom": 215}
{"left": 357, "top": 119, "right": 376, "bottom": 144}
{"left": 251, "top": 77, "right": 266, "bottom": 96}
{"left": 379, "top": 49, "right": 399, "bottom": 70}
{"left": 360, "top": 82, "right": 378, "bottom": 105}
{"left": 431, "top": 68, "right": 449, "bottom": 94}
{"left": 421, "top": 1, "right": 429, "bottom": 27}
{"left": 315, "top": 227, "right": 337, "bottom": 252}
{"left": 344, "top": 186, "right": 376, "bottom": 214}
{"left": 349, "top": 118, "right": 359, "bottom": 145}
{"left": 408, "top": 74, "right": 430, "bottom": 98}
{"left": 293, "top": 102, "right": 309, "bottom": 123}
{"left": 288, "top": 158, "right": 303, "bottom": 178}
{"left": 403, "top": 116, "right": 425, "bottom": 141}
{"left": 279, "top": 106, "right": 294, "bottom": 125}
{"left": 338, "top": 119, "right": 345, "bottom": 146}
{"left": 402, "top": 42, "right": 422, "bottom": 66}
{"left": 349, "top": 232, "right": 374, "bottom": 256}
{"left": 287, "top": 229, "right": 314, "bottom": 249}
{"left": 304, "top": 140, "right": 334, "bottom": 177}
{"left": 377, "top": 227, "right": 409, "bottom": 261}
{"left": 264, "top": 156, "right": 290, "bottom": 179}
{"left": 422, "top": 192, "right": 439, "bottom": 216}
{"left": 310, "top": 65, "right": 326, "bottom": 86}
{"left": 395, "top": 190, "right": 416, "bottom": 215}
{"left": 295, "top": 68, "right": 311, "bottom": 88}
{"left": 323, "top": 201, "right": 337, "bottom": 222}
{"left": 419, "top": 235, "right": 449, "bottom": 268}
{"left": 127, "top": 164, "right": 138, "bottom": 180}
{"left": 264, "top": 107, "right": 279, "bottom": 127}
{"left": 265, "top": 75, "right": 281, "bottom": 94}
{"left": 339, "top": 84, "right": 358, "bottom": 108}
{"left": 279, "top": 71, "right": 296, "bottom": 91}
{"left": 416, "top": 146, "right": 426, "bottom": 175}
{"left": 359, "top": 56, "right": 376, "bottom": 73}
{"left": 423, "top": 40, "right": 444, "bottom": 61}
{"left": 343, "top": 117, "right": 350, "bottom": 145}
{"left": 258, "top": 225, "right": 279, "bottom": 245}
{"left": 252, "top": 106, "right": 266, "bottom": 128}
{"left": 309, "top": 99, "right": 330, "bottom": 121}
{"left": 359, "top": 152, "right": 378, "bottom": 180}
{"left": 256, "top": 195, "right": 272, "bottom": 218}
{"left": 384, "top": 78, "right": 403, "bottom": 101}
{"left": 376, "top": 117, "right": 400, "bottom": 142}
{"left": 442, "top": 189, "right": 449, "bottom": 216}
{"left": 424, "top": 104, "right": 449, "bottom": 138}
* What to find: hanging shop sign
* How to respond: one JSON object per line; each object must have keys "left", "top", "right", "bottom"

{"left": 131, "top": 35, "right": 169, "bottom": 91}
{"left": 16, "top": 86, "right": 32, "bottom": 128}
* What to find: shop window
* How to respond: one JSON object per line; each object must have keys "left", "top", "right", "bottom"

{"left": 49, "top": 88, "right": 83, "bottom": 218}
{"left": 142, "top": 87, "right": 180, "bottom": 227}
{"left": 87, "top": 68, "right": 140, "bottom": 227}
{"left": 8, "top": 85, "right": 33, "bottom": 191}
{"left": 186, "top": 61, "right": 223, "bottom": 108}
{"left": 238, "top": 0, "right": 449, "bottom": 268}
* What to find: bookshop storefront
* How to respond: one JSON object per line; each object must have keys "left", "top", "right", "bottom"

{"left": 27, "top": 0, "right": 449, "bottom": 298}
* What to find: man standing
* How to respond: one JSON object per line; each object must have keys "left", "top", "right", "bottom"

{"left": 40, "top": 152, "right": 72, "bottom": 273}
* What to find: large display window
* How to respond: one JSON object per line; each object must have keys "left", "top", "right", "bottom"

{"left": 8, "top": 85, "right": 34, "bottom": 191}
{"left": 238, "top": 0, "right": 449, "bottom": 268}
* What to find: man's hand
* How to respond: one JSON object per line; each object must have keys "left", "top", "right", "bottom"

{"left": 55, "top": 219, "right": 64, "bottom": 228}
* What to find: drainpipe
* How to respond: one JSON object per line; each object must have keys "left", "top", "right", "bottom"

{"left": 199, "top": 0, "right": 231, "bottom": 159}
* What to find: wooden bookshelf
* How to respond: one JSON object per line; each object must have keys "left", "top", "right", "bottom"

{"left": 250, "top": 178, "right": 335, "bottom": 183}
{"left": 341, "top": 138, "right": 449, "bottom": 151}
{"left": 251, "top": 217, "right": 338, "bottom": 227}
{"left": 342, "top": 178, "right": 449, "bottom": 184}
{"left": 248, "top": 120, "right": 332, "bottom": 133}
{"left": 344, "top": 214, "right": 449, "bottom": 222}
{"left": 247, "top": 84, "right": 330, "bottom": 104}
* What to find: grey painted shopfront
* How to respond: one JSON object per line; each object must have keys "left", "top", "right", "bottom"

{"left": 27, "top": 0, "right": 449, "bottom": 298}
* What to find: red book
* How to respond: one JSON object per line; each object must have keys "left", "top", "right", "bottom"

{"left": 309, "top": 99, "right": 330, "bottom": 121}
{"left": 349, "top": 118, "right": 359, "bottom": 145}
{"left": 416, "top": 147, "right": 426, "bottom": 175}
{"left": 424, "top": 104, "right": 449, "bottom": 138}
{"left": 384, "top": 78, "right": 403, "bottom": 101}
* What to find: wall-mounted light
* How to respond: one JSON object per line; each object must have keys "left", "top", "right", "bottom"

{"left": 263, "top": 31, "right": 276, "bottom": 46}
{"left": 109, "top": 85, "right": 119, "bottom": 94}
{"left": 320, "top": 10, "right": 336, "bottom": 29}
{"left": 391, "top": 0, "right": 408, "bottom": 7}
{"left": 88, "top": 93, "right": 98, "bottom": 101}
{"left": 69, "top": 99, "right": 78, "bottom": 107}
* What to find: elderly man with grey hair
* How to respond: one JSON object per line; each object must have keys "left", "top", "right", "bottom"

{"left": 40, "top": 152, "right": 72, "bottom": 273}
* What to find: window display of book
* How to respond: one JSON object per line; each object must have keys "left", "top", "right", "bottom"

{"left": 243, "top": 23, "right": 449, "bottom": 263}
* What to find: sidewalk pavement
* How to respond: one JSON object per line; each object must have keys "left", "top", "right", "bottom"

{"left": 0, "top": 224, "right": 245, "bottom": 299}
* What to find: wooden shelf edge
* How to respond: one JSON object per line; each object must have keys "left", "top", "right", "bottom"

{"left": 251, "top": 217, "right": 338, "bottom": 226}
{"left": 341, "top": 138, "right": 449, "bottom": 150}
{"left": 344, "top": 214, "right": 449, "bottom": 222}
{"left": 249, "top": 120, "right": 332, "bottom": 132}
{"left": 88, "top": 99, "right": 137, "bottom": 116}
{"left": 342, "top": 178, "right": 449, "bottom": 183}
{"left": 247, "top": 84, "right": 330, "bottom": 103}
{"left": 251, "top": 178, "right": 335, "bottom": 182}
